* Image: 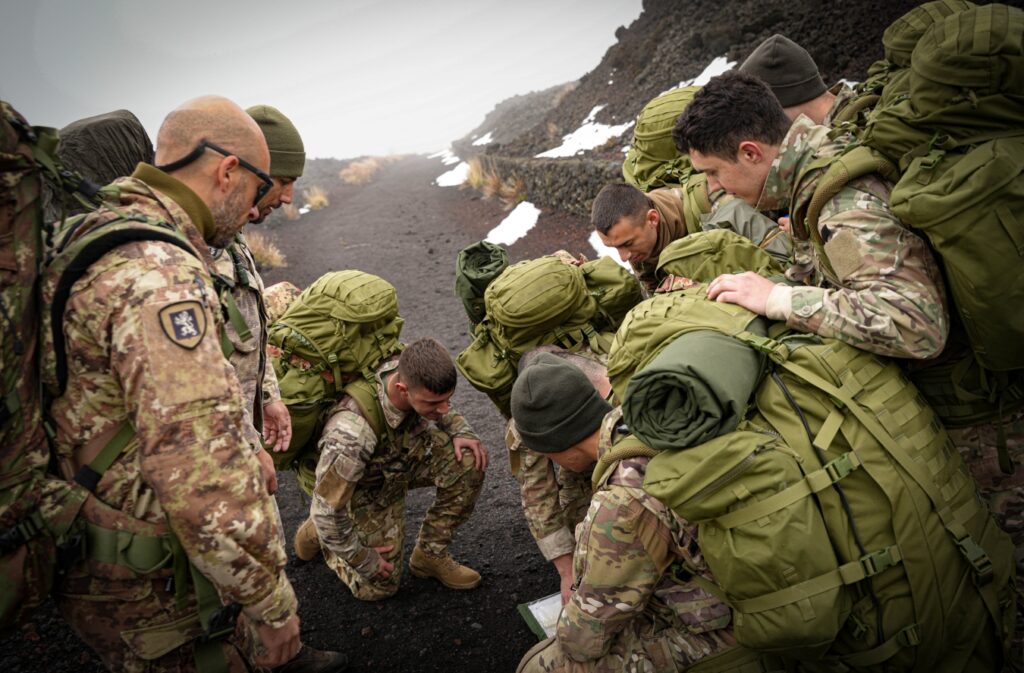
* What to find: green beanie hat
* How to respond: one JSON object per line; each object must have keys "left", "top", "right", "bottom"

{"left": 246, "top": 104, "right": 305, "bottom": 178}
{"left": 739, "top": 34, "right": 827, "bottom": 108}
{"left": 511, "top": 353, "right": 612, "bottom": 454}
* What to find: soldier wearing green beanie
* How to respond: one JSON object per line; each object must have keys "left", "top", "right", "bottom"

{"left": 246, "top": 104, "right": 305, "bottom": 223}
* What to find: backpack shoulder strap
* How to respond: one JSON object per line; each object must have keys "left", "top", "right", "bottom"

{"left": 592, "top": 432, "right": 656, "bottom": 491}
{"left": 342, "top": 378, "right": 386, "bottom": 442}
{"left": 682, "top": 172, "right": 711, "bottom": 235}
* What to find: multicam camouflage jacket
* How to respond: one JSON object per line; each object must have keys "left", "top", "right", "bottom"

{"left": 211, "top": 234, "right": 281, "bottom": 438}
{"left": 505, "top": 419, "right": 593, "bottom": 560}
{"left": 311, "top": 357, "right": 478, "bottom": 578}
{"left": 760, "top": 115, "right": 948, "bottom": 359}
{"left": 43, "top": 164, "right": 296, "bottom": 627}
{"left": 823, "top": 81, "right": 857, "bottom": 127}
{"left": 557, "top": 410, "right": 735, "bottom": 668}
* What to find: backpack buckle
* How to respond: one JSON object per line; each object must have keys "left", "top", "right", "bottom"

{"left": 858, "top": 545, "right": 901, "bottom": 578}
{"left": 824, "top": 452, "right": 861, "bottom": 483}
{"left": 955, "top": 534, "right": 993, "bottom": 585}
{"left": 738, "top": 332, "right": 790, "bottom": 365}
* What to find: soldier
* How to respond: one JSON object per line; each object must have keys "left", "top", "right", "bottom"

{"left": 511, "top": 354, "right": 748, "bottom": 673}
{"left": 672, "top": 70, "right": 948, "bottom": 360}
{"left": 507, "top": 347, "right": 605, "bottom": 605}
{"left": 44, "top": 96, "right": 345, "bottom": 672}
{"left": 293, "top": 337, "right": 488, "bottom": 600}
{"left": 212, "top": 105, "right": 306, "bottom": 474}
{"left": 738, "top": 33, "right": 854, "bottom": 126}
{"left": 591, "top": 182, "right": 789, "bottom": 294}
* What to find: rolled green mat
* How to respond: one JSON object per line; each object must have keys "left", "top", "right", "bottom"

{"left": 455, "top": 241, "right": 509, "bottom": 325}
{"left": 623, "top": 322, "right": 766, "bottom": 450}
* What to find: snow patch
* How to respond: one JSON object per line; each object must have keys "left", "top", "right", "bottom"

{"left": 662, "top": 56, "right": 737, "bottom": 95}
{"left": 588, "top": 231, "right": 631, "bottom": 270}
{"left": 535, "top": 105, "right": 634, "bottom": 158}
{"left": 429, "top": 148, "right": 461, "bottom": 166}
{"left": 299, "top": 206, "right": 311, "bottom": 215}
{"left": 435, "top": 161, "right": 469, "bottom": 187}
{"left": 485, "top": 201, "right": 541, "bottom": 246}
{"left": 472, "top": 131, "right": 494, "bottom": 146}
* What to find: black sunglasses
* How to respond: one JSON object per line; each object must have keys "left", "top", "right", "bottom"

{"left": 156, "top": 140, "right": 273, "bottom": 208}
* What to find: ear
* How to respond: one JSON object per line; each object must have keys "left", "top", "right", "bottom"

{"left": 737, "top": 141, "right": 765, "bottom": 165}
{"left": 645, "top": 208, "right": 660, "bottom": 229}
{"left": 395, "top": 380, "right": 409, "bottom": 396}
{"left": 214, "top": 155, "right": 240, "bottom": 194}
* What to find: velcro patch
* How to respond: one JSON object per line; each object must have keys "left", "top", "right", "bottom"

{"left": 823, "top": 229, "right": 862, "bottom": 282}
{"left": 158, "top": 301, "right": 207, "bottom": 349}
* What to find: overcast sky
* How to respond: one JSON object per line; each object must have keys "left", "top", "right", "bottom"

{"left": 0, "top": 0, "right": 643, "bottom": 159}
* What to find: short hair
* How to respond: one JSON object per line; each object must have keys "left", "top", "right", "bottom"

{"left": 398, "top": 338, "right": 457, "bottom": 394}
{"left": 673, "top": 71, "right": 792, "bottom": 160}
{"left": 590, "top": 183, "right": 653, "bottom": 234}
{"left": 518, "top": 346, "right": 607, "bottom": 388}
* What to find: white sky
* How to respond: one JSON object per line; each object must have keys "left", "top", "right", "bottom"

{"left": 0, "top": 0, "right": 643, "bottom": 160}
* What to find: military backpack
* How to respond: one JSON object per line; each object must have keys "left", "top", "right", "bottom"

{"left": 456, "top": 254, "right": 641, "bottom": 417}
{"left": 267, "top": 270, "right": 404, "bottom": 482}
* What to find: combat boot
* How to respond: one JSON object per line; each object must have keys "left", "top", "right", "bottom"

{"left": 293, "top": 518, "right": 321, "bottom": 562}
{"left": 274, "top": 645, "right": 349, "bottom": 673}
{"left": 409, "top": 545, "right": 481, "bottom": 589}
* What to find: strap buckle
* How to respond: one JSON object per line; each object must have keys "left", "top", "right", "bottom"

{"left": 858, "top": 545, "right": 901, "bottom": 578}
{"left": 955, "top": 534, "right": 994, "bottom": 585}
{"left": 824, "top": 452, "right": 861, "bottom": 483}
{"left": 200, "top": 602, "right": 242, "bottom": 642}
{"left": 739, "top": 332, "right": 790, "bottom": 365}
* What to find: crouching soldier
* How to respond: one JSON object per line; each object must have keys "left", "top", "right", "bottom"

{"left": 511, "top": 354, "right": 762, "bottom": 673}
{"left": 294, "top": 337, "right": 488, "bottom": 600}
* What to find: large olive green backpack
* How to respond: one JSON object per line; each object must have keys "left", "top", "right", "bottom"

{"left": 456, "top": 255, "right": 641, "bottom": 417}
{"left": 655, "top": 229, "right": 785, "bottom": 285}
{"left": 794, "top": 4, "right": 1024, "bottom": 377}
{"left": 267, "top": 271, "right": 403, "bottom": 471}
{"left": 609, "top": 286, "right": 1015, "bottom": 671}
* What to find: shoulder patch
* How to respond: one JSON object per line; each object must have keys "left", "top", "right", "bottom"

{"left": 158, "top": 300, "right": 207, "bottom": 349}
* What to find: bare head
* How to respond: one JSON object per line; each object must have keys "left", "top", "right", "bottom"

{"left": 591, "top": 183, "right": 660, "bottom": 266}
{"left": 393, "top": 337, "right": 458, "bottom": 421}
{"left": 154, "top": 96, "right": 271, "bottom": 246}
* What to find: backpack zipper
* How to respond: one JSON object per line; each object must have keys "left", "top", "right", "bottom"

{"left": 676, "top": 444, "right": 768, "bottom": 509}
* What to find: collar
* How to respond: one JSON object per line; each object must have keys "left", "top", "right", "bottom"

{"left": 375, "top": 359, "right": 411, "bottom": 429}
{"left": 648, "top": 187, "right": 690, "bottom": 259}
{"left": 131, "top": 163, "right": 216, "bottom": 244}
{"left": 755, "top": 115, "right": 830, "bottom": 212}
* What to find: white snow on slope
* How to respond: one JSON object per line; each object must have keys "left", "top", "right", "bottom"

{"left": 662, "top": 55, "right": 737, "bottom": 94}
{"left": 435, "top": 161, "right": 469, "bottom": 187}
{"left": 536, "top": 105, "right": 634, "bottom": 158}
{"left": 429, "top": 148, "right": 462, "bottom": 166}
{"left": 472, "top": 131, "right": 494, "bottom": 146}
{"left": 485, "top": 201, "right": 541, "bottom": 246}
{"left": 588, "top": 231, "right": 631, "bottom": 270}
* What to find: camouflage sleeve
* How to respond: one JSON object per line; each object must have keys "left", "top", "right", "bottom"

{"left": 262, "top": 357, "right": 281, "bottom": 406}
{"left": 770, "top": 186, "right": 949, "bottom": 359}
{"left": 311, "top": 407, "right": 382, "bottom": 578}
{"left": 507, "top": 421, "right": 576, "bottom": 560}
{"left": 701, "top": 197, "right": 792, "bottom": 265}
{"left": 98, "top": 251, "right": 295, "bottom": 627}
{"left": 557, "top": 486, "right": 672, "bottom": 661}
{"left": 437, "top": 407, "right": 478, "bottom": 440}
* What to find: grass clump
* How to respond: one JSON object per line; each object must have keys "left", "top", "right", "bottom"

{"left": 280, "top": 203, "right": 301, "bottom": 221}
{"left": 463, "top": 157, "right": 525, "bottom": 209}
{"left": 339, "top": 155, "right": 404, "bottom": 186}
{"left": 245, "top": 231, "right": 287, "bottom": 269}
{"left": 303, "top": 186, "right": 329, "bottom": 210}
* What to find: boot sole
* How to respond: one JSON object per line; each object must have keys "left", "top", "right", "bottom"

{"left": 409, "top": 562, "right": 481, "bottom": 590}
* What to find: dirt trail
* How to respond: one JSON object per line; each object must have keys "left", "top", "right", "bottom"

{"left": 0, "top": 155, "right": 594, "bottom": 673}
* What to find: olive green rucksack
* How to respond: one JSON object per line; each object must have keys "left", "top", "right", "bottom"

{"left": 609, "top": 286, "right": 1015, "bottom": 670}
{"left": 267, "top": 271, "right": 403, "bottom": 471}
{"left": 454, "top": 240, "right": 509, "bottom": 327}
{"left": 655, "top": 229, "right": 785, "bottom": 285}
{"left": 622, "top": 86, "right": 699, "bottom": 192}
{"left": 456, "top": 255, "right": 641, "bottom": 417}
{"left": 795, "top": 4, "right": 1024, "bottom": 376}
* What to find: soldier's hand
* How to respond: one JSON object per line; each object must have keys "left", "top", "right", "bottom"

{"left": 454, "top": 436, "right": 488, "bottom": 471}
{"left": 255, "top": 449, "right": 278, "bottom": 495}
{"left": 372, "top": 544, "right": 395, "bottom": 580}
{"left": 778, "top": 215, "right": 792, "bottom": 234}
{"left": 552, "top": 554, "right": 574, "bottom": 606}
{"left": 707, "top": 272, "right": 775, "bottom": 316}
{"left": 262, "top": 400, "right": 293, "bottom": 452}
{"left": 254, "top": 614, "right": 301, "bottom": 668}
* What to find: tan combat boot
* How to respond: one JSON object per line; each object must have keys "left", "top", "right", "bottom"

{"left": 409, "top": 545, "right": 481, "bottom": 590}
{"left": 293, "top": 518, "right": 321, "bottom": 562}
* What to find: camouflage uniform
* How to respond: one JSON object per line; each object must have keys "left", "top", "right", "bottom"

{"left": 822, "top": 81, "right": 857, "bottom": 127}
{"left": 211, "top": 236, "right": 280, "bottom": 439}
{"left": 44, "top": 164, "right": 296, "bottom": 672}
{"left": 519, "top": 411, "right": 739, "bottom": 673}
{"left": 632, "top": 187, "right": 789, "bottom": 294}
{"left": 263, "top": 281, "right": 301, "bottom": 325}
{"left": 310, "top": 357, "right": 484, "bottom": 600}
{"left": 759, "top": 115, "right": 949, "bottom": 359}
{"left": 506, "top": 420, "right": 593, "bottom": 561}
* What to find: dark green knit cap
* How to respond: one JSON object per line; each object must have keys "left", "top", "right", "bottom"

{"left": 511, "top": 353, "right": 611, "bottom": 454}
{"left": 739, "top": 34, "right": 827, "bottom": 108}
{"left": 246, "top": 104, "right": 305, "bottom": 178}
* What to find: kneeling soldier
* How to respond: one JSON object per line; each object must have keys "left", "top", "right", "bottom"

{"left": 294, "top": 337, "right": 487, "bottom": 600}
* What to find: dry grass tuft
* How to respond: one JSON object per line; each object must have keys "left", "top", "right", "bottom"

{"left": 498, "top": 176, "right": 526, "bottom": 209}
{"left": 280, "top": 203, "right": 301, "bottom": 221}
{"left": 462, "top": 157, "right": 526, "bottom": 209}
{"left": 465, "top": 157, "right": 487, "bottom": 190}
{"left": 303, "top": 185, "right": 329, "bottom": 210}
{"left": 245, "top": 231, "right": 287, "bottom": 269}
{"left": 339, "top": 155, "right": 405, "bottom": 186}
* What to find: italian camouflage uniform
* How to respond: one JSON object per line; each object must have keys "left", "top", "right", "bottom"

{"left": 211, "top": 236, "right": 280, "bottom": 439}
{"left": 518, "top": 410, "right": 741, "bottom": 673}
{"left": 632, "top": 188, "right": 790, "bottom": 294}
{"left": 759, "top": 114, "right": 949, "bottom": 360}
{"left": 263, "top": 281, "right": 301, "bottom": 325}
{"left": 310, "top": 356, "right": 484, "bottom": 600}
{"left": 44, "top": 164, "right": 296, "bottom": 672}
{"left": 506, "top": 419, "right": 593, "bottom": 561}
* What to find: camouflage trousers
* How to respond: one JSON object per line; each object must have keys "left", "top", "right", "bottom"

{"left": 58, "top": 575, "right": 261, "bottom": 673}
{"left": 516, "top": 629, "right": 753, "bottom": 673}
{"left": 948, "top": 406, "right": 1024, "bottom": 664}
{"left": 324, "top": 431, "right": 483, "bottom": 601}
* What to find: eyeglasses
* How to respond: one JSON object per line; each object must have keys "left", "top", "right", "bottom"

{"left": 156, "top": 140, "right": 273, "bottom": 208}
